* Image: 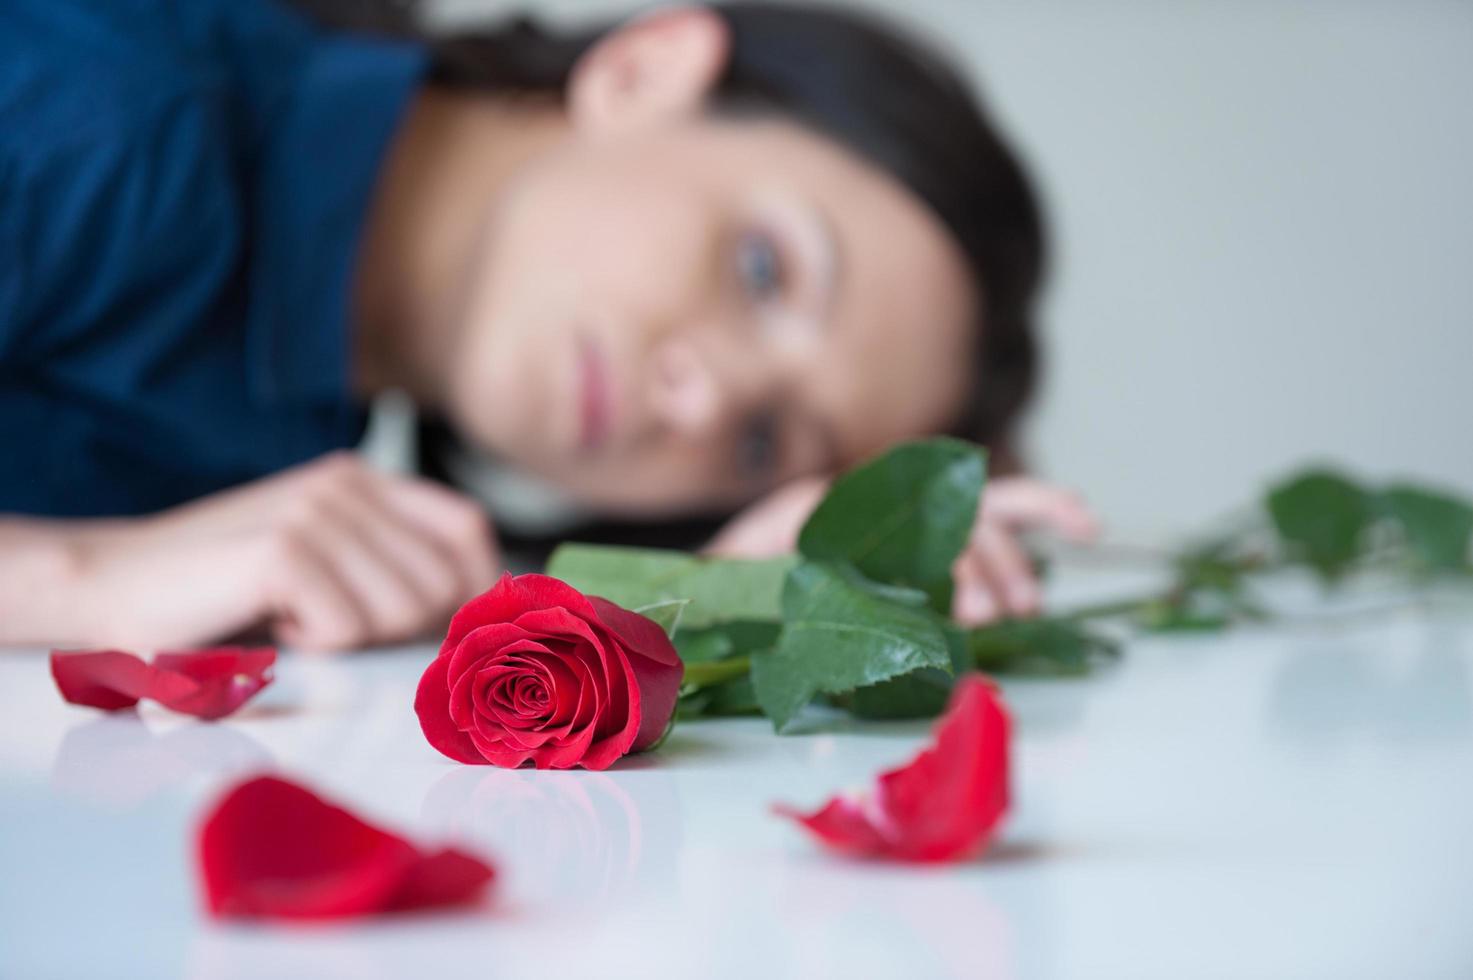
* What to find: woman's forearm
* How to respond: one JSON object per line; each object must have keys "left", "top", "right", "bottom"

{"left": 0, "top": 517, "right": 93, "bottom": 646}
{"left": 0, "top": 454, "right": 503, "bottom": 650}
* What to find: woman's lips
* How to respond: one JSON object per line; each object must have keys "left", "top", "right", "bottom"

{"left": 577, "top": 337, "right": 613, "bottom": 454}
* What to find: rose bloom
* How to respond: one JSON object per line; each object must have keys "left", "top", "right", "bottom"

{"left": 416, "top": 574, "right": 684, "bottom": 770}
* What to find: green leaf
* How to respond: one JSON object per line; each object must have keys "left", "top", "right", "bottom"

{"left": 828, "top": 565, "right": 932, "bottom": 608}
{"left": 846, "top": 624, "right": 972, "bottom": 719}
{"left": 705, "top": 619, "right": 782, "bottom": 656}
{"left": 546, "top": 544, "right": 794, "bottom": 629}
{"left": 677, "top": 620, "right": 782, "bottom": 666}
{"left": 1265, "top": 469, "right": 1374, "bottom": 580}
{"left": 676, "top": 689, "right": 713, "bottom": 718}
{"left": 750, "top": 561, "right": 953, "bottom": 732}
{"left": 675, "top": 629, "right": 734, "bottom": 665}
{"left": 699, "top": 676, "right": 761, "bottom": 716}
{"left": 797, "top": 438, "right": 986, "bottom": 613}
{"left": 632, "top": 599, "right": 690, "bottom": 639}
{"left": 967, "top": 618, "right": 1120, "bottom": 676}
{"left": 1175, "top": 553, "right": 1248, "bottom": 597}
{"left": 1379, "top": 484, "right": 1473, "bottom": 572}
{"left": 677, "top": 675, "right": 761, "bottom": 719}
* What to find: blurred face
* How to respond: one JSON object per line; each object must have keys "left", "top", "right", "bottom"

{"left": 443, "top": 10, "right": 977, "bottom": 516}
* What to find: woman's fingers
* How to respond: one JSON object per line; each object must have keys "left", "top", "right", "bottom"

{"left": 373, "top": 473, "right": 501, "bottom": 597}
{"left": 267, "top": 461, "right": 500, "bottom": 649}
{"left": 956, "top": 479, "right": 1080, "bottom": 625}
{"left": 260, "top": 526, "right": 372, "bottom": 651}
{"left": 953, "top": 522, "right": 1040, "bottom": 625}
{"left": 980, "top": 521, "right": 1042, "bottom": 616}
{"left": 336, "top": 480, "right": 469, "bottom": 615}
{"left": 705, "top": 476, "right": 830, "bottom": 557}
{"left": 951, "top": 550, "right": 1001, "bottom": 625}
{"left": 981, "top": 477, "right": 1100, "bottom": 542}
{"left": 264, "top": 481, "right": 485, "bottom": 649}
{"left": 292, "top": 503, "right": 434, "bottom": 644}
{"left": 950, "top": 478, "right": 1099, "bottom": 626}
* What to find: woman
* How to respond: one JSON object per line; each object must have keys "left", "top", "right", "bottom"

{"left": 0, "top": 0, "right": 1096, "bottom": 650}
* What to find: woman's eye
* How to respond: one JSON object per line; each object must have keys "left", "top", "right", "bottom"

{"left": 736, "top": 410, "right": 781, "bottom": 478}
{"left": 735, "top": 230, "right": 785, "bottom": 303}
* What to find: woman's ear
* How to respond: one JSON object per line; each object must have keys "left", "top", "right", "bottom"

{"left": 567, "top": 6, "right": 731, "bottom": 134}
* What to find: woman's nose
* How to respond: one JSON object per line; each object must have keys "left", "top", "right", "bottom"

{"left": 649, "top": 336, "right": 724, "bottom": 437}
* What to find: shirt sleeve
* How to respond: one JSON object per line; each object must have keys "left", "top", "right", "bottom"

{"left": 0, "top": 0, "right": 261, "bottom": 367}
{"left": 0, "top": 159, "right": 20, "bottom": 361}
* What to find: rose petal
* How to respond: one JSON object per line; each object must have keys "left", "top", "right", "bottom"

{"left": 448, "top": 664, "right": 482, "bottom": 732}
{"left": 874, "top": 674, "right": 1010, "bottom": 862}
{"left": 515, "top": 607, "right": 633, "bottom": 750}
{"left": 577, "top": 646, "right": 641, "bottom": 771}
{"left": 199, "top": 778, "right": 417, "bottom": 920}
{"left": 513, "top": 607, "right": 632, "bottom": 765}
{"left": 532, "top": 643, "right": 601, "bottom": 740}
{"left": 529, "top": 720, "right": 598, "bottom": 770}
{"left": 386, "top": 848, "right": 497, "bottom": 912}
{"left": 518, "top": 648, "right": 580, "bottom": 725}
{"left": 50, "top": 650, "right": 151, "bottom": 710}
{"left": 536, "top": 638, "right": 605, "bottom": 730}
{"left": 50, "top": 648, "right": 275, "bottom": 720}
{"left": 775, "top": 674, "right": 1010, "bottom": 863}
{"left": 585, "top": 596, "right": 683, "bottom": 669}
{"left": 772, "top": 798, "right": 888, "bottom": 857}
{"left": 587, "top": 597, "right": 685, "bottom": 753}
{"left": 439, "top": 574, "right": 600, "bottom": 660}
{"left": 446, "top": 623, "right": 539, "bottom": 692}
{"left": 416, "top": 656, "right": 485, "bottom": 764}
{"left": 466, "top": 728, "right": 536, "bottom": 769}
{"left": 148, "top": 648, "right": 276, "bottom": 720}
{"left": 197, "top": 775, "right": 495, "bottom": 920}
{"left": 512, "top": 607, "right": 621, "bottom": 722}
{"left": 473, "top": 703, "right": 554, "bottom": 750}
{"left": 473, "top": 659, "right": 555, "bottom": 735}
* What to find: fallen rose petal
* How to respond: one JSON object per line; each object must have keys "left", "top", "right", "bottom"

{"left": 775, "top": 674, "right": 1010, "bottom": 863}
{"left": 197, "top": 775, "right": 495, "bottom": 921}
{"left": 386, "top": 848, "right": 499, "bottom": 911}
{"left": 150, "top": 648, "right": 276, "bottom": 720}
{"left": 50, "top": 648, "right": 276, "bottom": 720}
{"left": 50, "top": 650, "right": 152, "bottom": 710}
{"left": 772, "top": 796, "right": 888, "bottom": 857}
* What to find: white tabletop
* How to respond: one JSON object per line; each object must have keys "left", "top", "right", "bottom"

{"left": 3, "top": 574, "right": 1472, "bottom": 980}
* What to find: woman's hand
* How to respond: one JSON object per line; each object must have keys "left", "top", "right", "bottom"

{"left": 1, "top": 453, "right": 500, "bottom": 651}
{"left": 706, "top": 474, "right": 1098, "bottom": 625}
{"left": 949, "top": 477, "right": 1098, "bottom": 625}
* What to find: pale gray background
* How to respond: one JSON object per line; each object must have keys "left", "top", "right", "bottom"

{"left": 425, "top": 0, "right": 1473, "bottom": 538}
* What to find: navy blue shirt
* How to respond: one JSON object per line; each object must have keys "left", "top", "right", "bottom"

{"left": 0, "top": 0, "right": 426, "bottom": 516}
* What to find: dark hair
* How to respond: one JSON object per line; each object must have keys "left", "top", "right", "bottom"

{"left": 292, "top": 0, "right": 1044, "bottom": 455}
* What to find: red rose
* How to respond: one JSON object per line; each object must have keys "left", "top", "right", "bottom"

{"left": 415, "top": 573, "right": 684, "bottom": 770}
{"left": 775, "top": 673, "right": 1010, "bottom": 862}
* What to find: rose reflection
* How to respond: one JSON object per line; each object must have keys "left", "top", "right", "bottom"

{"left": 51, "top": 714, "right": 272, "bottom": 808}
{"left": 421, "top": 766, "right": 681, "bottom": 908}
